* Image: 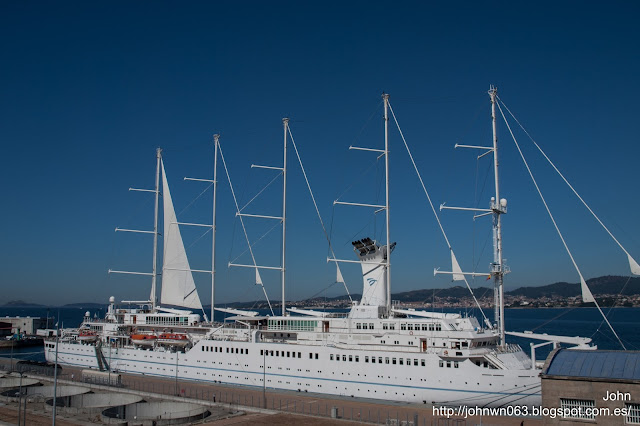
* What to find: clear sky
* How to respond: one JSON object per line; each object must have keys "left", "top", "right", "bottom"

{"left": 1, "top": 1, "right": 639, "bottom": 306}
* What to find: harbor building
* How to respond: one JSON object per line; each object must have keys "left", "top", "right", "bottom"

{"left": 541, "top": 348, "right": 640, "bottom": 425}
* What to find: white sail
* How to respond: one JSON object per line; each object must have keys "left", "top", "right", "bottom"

{"left": 336, "top": 264, "right": 345, "bottom": 283}
{"left": 160, "top": 160, "right": 204, "bottom": 311}
{"left": 450, "top": 250, "right": 465, "bottom": 281}
{"left": 628, "top": 253, "right": 640, "bottom": 276}
{"left": 580, "top": 276, "right": 595, "bottom": 303}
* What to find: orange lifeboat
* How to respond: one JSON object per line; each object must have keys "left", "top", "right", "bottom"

{"left": 78, "top": 329, "right": 98, "bottom": 343}
{"left": 157, "top": 333, "right": 189, "bottom": 347}
{"left": 130, "top": 333, "right": 157, "bottom": 347}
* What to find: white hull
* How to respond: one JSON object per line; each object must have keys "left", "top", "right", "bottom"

{"left": 45, "top": 339, "right": 541, "bottom": 407}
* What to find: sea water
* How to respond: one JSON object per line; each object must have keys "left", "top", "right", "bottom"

{"left": 1, "top": 306, "right": 638, "bottom": 363}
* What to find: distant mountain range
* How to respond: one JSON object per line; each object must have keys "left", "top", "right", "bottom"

{"left": 4, "top": 275, "right": 639, "bottom": 308}
{"left": 218, "top": 275, "right": 640, "bottom": 308}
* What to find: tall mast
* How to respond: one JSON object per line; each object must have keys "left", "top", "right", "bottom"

{"left": 281, "top": 118, "right": 289, "bottom": 316}
{"left": 151, "top": 147, "right": 162, "bottom": 310}
{"left": 489, "top": 86, "right": 506, "bottom": 346}
{"left": 383, "top": 94, "right": 391, "bottom": 317}
{"left": 211, "top": 134, "right": 219, "bottom": 322}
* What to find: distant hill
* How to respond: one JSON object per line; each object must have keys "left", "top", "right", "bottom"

{"left": 62, "top": 303, "right": 108, "bottom": 309}
{"left": 225, "top": 275, "right": 640, "bottom": 306}
{"left": 2, "top": 300, "right": 46, "bottom": 307}
{"left": 506, "top": 276, "right": 640, "bottom": 298}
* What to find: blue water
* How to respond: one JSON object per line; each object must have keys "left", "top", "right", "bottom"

{"left": 1, "top": 306, "right": 638, "bottom": 363}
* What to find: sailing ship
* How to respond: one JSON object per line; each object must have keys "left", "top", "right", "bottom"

{"left": 44, "top": 90, "right": 631, "bottom": 408}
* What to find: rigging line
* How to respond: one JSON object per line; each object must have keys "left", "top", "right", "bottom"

{"left": 239, "top": 172, "right": 282, "bottom": 213}
{"left": 177, "top": 182, "right": 213, "bottom": 217}
{"left": 288, "top": 126, "right": 352, "bottom": 302}
{"left": 334, "top": 157, "right": 380, "bottom": 202}
{"left": 229, "top": 221, "right": 281, "bottom": 265}
{"left": 387, "top": 101, "right": 490, "bottom": 326}
{"left": 219, "top": 143, "right": 273, "bottom": 310}
{"left": 498, "top": 97, "right": 639, "bottom": 273}
{"left": 593, "top": 275, "right": 631, "bottom": 336}
{"left": 350, "top": 99, "right": 384, "bottom": 147}
{"left": 496, "top": 102, "right": 626, "bottom": 350}
{"left": 530, "top": 307, "right": 577, "bottom": 333}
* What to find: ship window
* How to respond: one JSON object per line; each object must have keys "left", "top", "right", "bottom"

{"left": 379, "top": 357, "right": 383, "bottom": 363}
{"left": 383, "top": 323, "right": 388, "bottom": 330}
{"left": 415, "top": 324, "right": 420, "bottom": 330}
{"left": 454, "top": 362, "right": 459, "bottom": 368}
{"left": 355, "top": 355, "right": 359, "bottom": 362}
{"left": 414, "top": 359, "right": 418, "bottom": 366}
{"left": 309, "top": 353, "right": 312, "bottom": 359}
{"left": 439, "top": 360, "right": 444, "bottom": 367}
{"left": 343, "top": 355, "right": 346, "bottom": 361}
{"left": 429, "top": 324, "right": 434, "bottom": 331}
{"left": 392, "top": 358, "right": 397, "bottom": 364}
{"left": 407, "top": 324, "right": 413, "bottom": 331}
{"left": 330, "top": 354, "right": 334, "bottom": 360}
{"left": 462, "top": 342, "right": 468, "bottom": 348}
{"left": 421, "top": 359, "right": 425, "bottom": 367}
{"left": 226, "top": 348, "right": 229, "bottom": 353}
{"left": 298, "top": 352, "right": 301, "bottom": 358}
{"left": 202, "top": 347, "right": 204, "bottom": 351}
{"left": 261, "top": 350, "right": 264, "bottom": 355}
{"left": 385, "top": 357, "right": 389, "bottom": 364}
{"left": 246, "top": 349, "right": 249, "bottom": 355}
{"left": 365, "top": 356, "right": 369, "bottom": 362}
{"left": 287, "top": 351, "right": 290, "bottom": 357}
{"left": 236, "top": 348, "right": 239, "bottom": 354}
{"left": 371, "top": 357, "right": 375, "bottom": 363}
{"left": 349, "top": 355, "right": 353, "bottom": 362}
{"left": 401, "top": 324, "right": 407, "bottom": 330}
{"left": 447, "top": 361, "right": 451, "bottom": 368}
{"left": 369, "top": 323, "right": 374, "bottom": 329}
{"left": 270, "top": 350, "right": 273, "bottom": 356}
{"left": 389, "top": 324, "right": 395, "bottom": 330}
{"left": 422, "top": 324, "right": 428, "bottom": 331}
{"left": 399, "top": 358, "right": 404, "bottom": 365}
{"left": 356, "top": 323, "right": 361, "bottom": 330}
{"left": 436, "top": 324, "right": 442, "bottom": 331}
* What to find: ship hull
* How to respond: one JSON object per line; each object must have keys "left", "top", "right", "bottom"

{"left": 45, "top": 339, "right": 541, "bottom": 408}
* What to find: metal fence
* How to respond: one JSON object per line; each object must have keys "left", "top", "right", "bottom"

{"left": 0, "top": 361, "right": 476, "bottom": 426}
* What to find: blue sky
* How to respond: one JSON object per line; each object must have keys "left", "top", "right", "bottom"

{"left": 1, "top": 1, "right": 639, "bottom": 306}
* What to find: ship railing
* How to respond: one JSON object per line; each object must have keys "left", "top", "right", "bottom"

{"left": 493, "top": 343, "right": 523, "bottom": 354}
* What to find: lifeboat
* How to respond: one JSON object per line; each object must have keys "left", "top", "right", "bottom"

{"left": 78, "top": 329, "right": 98, "bottom": 343}
{"left": 130, "top": 333, "right": 157, "bottom": 347}
{"left": 157, "top": 333, "right": 189, "bottom": 347}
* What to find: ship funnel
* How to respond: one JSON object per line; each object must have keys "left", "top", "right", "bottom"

{"left": 352, "top": 238, "right": 393, "bottom": 307}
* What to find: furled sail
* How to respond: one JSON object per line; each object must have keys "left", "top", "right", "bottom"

{"left": 580, "top": 276, "right": 595, "bottom": 303}
{"left": 160, "top": 161, "right": 204, "bottom": 310}
{"left": 450, "top": 250, "right": 465, "bottom": 281}
{"left": 628, "top": 254, "right": 640, "bottom": 276}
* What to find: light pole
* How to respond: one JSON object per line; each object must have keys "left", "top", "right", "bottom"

{"left": 17, "top": 372, "right": 24, "bottom": 426}
{"left": 52, "top": 320, "right": 59, "bottom": 426}
{"left": 263, "top": 348, "right": 266, "bottom": 409}
{"left": 174, "top": 350, "right": 179, "bottom": 396}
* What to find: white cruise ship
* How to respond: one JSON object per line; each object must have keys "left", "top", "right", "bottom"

{"left": 47, "top": 89, "right": 631, "bottom": 408}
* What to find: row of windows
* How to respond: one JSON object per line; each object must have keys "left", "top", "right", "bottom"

{"left": 400, "top": 323, "right": 443, "bottom": 331}
{"left": 146, "top": 316, "right": 189, "bottom": 325}
{"left": 267, "top": 319, "right": 318, "bottom": 331}
{"left": 439, "top": 360, "right": 460, "bottom": 368}
{"left": 329, "top": 353, "right": 427, "bottom": 367}
{"left": 201, "top": 345, "right": 248, "bottom": 355}
{"left": 355, "top": 323, "right": 375, "bottom": 330}
{"left": 259, "top": 349, "right": 319, "bottom": 360}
